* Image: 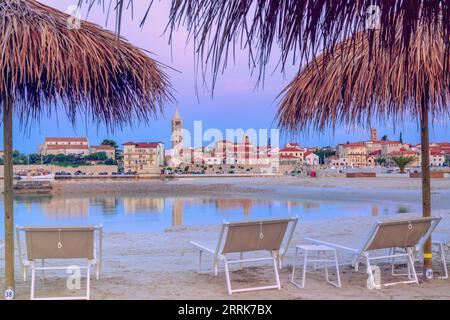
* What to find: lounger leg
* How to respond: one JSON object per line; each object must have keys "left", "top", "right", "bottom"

{"left": 438, "top": 243, "right": 448, "bottom": 280}
{"left": 86, "top": 262, "right": 91, "bottom": 300}
{"left": 213, "top": 258, "right": 219, "bottom": 276}
{"left": 334, "top": 250, "right": 342, "bottom": 288}
{"left": 240, "top": 252, "right": 243, "bottom": 270}
{"left": 278, "top": 254, "right": 282, "bottom": 270}
{"left": 41, "top": 259, "right": 45, "bottom": 282}
{"left": 365, "top": 254, "right": 377, "bottom": 289}
{"left": 272, "top": 251, "right": 281, "bottom": 290}
{"left": 223, "top": 257, "right": 232, "bottom": 295}
{"left": 407, "top": 248, "right": 419, "bottom": 284}
{"left": 291, "top": 247, "right": 299, "bottom": 286}
{"left": 352, "top": 255, "right": 359, "bottom": 272}
{"left": 324, "top": 251, "right": 329, "bottom": 281}
{"left": 23, "top": 264, "right": 27, "bottom": 282}
{"left": 197, "top": 250, "right": 203, "bottom": 273}
{"left": 96, "top": 262, "right": 100, "bottom": 281}
{"left": 30, "top": 262, "right": 36, "bottom": 300}
{"left": 390, "top": 248, "right": 396, "bottom": 276}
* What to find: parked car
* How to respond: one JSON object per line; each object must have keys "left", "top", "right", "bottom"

{"left": 74, "top": 170, "right": 86, "bottom": 176}
{"left": 98, "top": 172, "right": 108, "bottom": 176}
{"left": 55, "top": 171, "right": 71, "bottom": 176}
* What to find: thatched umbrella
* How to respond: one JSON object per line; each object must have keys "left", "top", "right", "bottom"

{"left": 164, "top": 0, "right": 449, "bottom": 83}
{"left": 93, "top": 1, "right": 450, "bottom": 81}
{"left": 0, "top": 0, "right": 172, "bottom": 298}
{"left": 276, "top": 17, "right": 449, "bottom": 278}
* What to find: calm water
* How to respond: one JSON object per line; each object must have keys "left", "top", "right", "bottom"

{"left": 0, "top": 194, "right": 419, "bottom": 235}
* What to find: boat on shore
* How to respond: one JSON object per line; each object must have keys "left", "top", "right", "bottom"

{"left": 15, "top": 169, "right": 55, "bottom": 180}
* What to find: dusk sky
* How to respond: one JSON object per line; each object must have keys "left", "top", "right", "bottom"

{"left": 1, "top": 0, "right": 449, "bottom": 153}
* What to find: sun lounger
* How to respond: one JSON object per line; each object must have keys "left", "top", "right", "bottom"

{"left": 305, "top": 217, "right": 441, "bottom": 288}
{"left": 16, "top": 225, "right": 103, "bottom": 300}
{"left": 190, "top": 217, "right": 298, "bottom": 295}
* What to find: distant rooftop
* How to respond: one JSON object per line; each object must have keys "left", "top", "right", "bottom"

{"left": 123, "top": 142, "right": 163, "bottom": 149}
{"left": 45, "top": 137, "right": 88, "bottom": 142}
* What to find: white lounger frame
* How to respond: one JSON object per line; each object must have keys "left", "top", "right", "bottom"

{"left": 391, "top": 234, "right": 449, "bottom": 280}
{"left": 16, "top": 225, "right": 103, "bottom": 300}
{"left": 305, "top": 217, "right": 441, "bottom": 288}
{"left": 191, "top": 217, "right": 298, "bottom": 295}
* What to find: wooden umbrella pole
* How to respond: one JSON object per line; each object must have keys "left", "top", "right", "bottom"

{"left": 3, "top": 93, "right": 15, "bottom": 298}
{"left": 420, "top": 88, "right": 432, "bottom": 279}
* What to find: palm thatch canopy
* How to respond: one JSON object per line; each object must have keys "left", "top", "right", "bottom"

{"left": 165, "top": 0, "right": 449, "bottom": 81}
{"left": 0, "top": 0, "right": 172, "bottom": 127}
{"left": 276, "top": 18, "right": 450, "bottom": 132}
{"left": 0, "top": 0, "right": 172, "bottom": 297}
{"left": 82, "top": 1, "right": 450, "bottom": 85}
{"left": 275, "top": 16, "right": 449, "bottom": 276}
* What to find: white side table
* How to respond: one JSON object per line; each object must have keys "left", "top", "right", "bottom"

{"left": 291, "top": 244, "right": 341, "bottom": 288}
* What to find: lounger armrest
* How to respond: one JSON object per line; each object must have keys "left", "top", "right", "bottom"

{"left": 190, "top": 241, "right": 216, "bottom": 255}
{"left": 304, "top": 237, "right": 360, "bottom": 255}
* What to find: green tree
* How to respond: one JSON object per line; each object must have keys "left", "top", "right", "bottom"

{"left": 314, "top": 148, "right": 336, "bottom": 165}
{"left": 375, "top": 157, "right": 387, "bottom": 165}
{"left": 101, "top": 139, "right": 118, "bottom": 149}
{"left": 391, "top": 155, "right": 416, "bottom": 173}
{"left": 381, "top": 135, "right": 388, "bottom": 141}
{"left": 85, "top": 152, "right": 108, "bottom": 161}
{"left": 101, "top": 139, "right": 122, "bottom": 160}
{"left": 399, "top": 132, "right": 403, "bottom": 144}
{"left": 104, "top": 158, "right": 118, "bottom": 165}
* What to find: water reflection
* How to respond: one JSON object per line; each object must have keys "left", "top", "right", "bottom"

{"left": 172, "top": 199, "right": 183, "bottom": 226}
{"left": 0, "top": 194, "right": 419, "bottom": 234}
{"left": 123, "top": 197, "right": 164, "bottom": 214}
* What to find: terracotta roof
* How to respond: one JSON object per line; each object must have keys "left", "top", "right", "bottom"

{"left": 389, "top": 150, "right": 417, "bottom": 156}
{"left": 280, "top": 154, "right": 300, "bottom": 159}
{"left": 46, "top": 145, "right": 89, "bottom": 150}
{"left": 343, "top": 142, "right": 365, "bottom": 148}
{"left": 280, "top": 147, "right": 304, "bottom": 152}
{"left": 91, "top": 145, "right": 115, "bottom": 150}
{"left": 123, "top": 142, "right": 162, "bottom": 148}
{"left": 368, "top": 150, "right": 381, "bottom": 156}
{"left": 434, "top": 142, "right": 450, "bottom": 147}
{"left": 45, "top": 137, "right": 88, "bottom": 142}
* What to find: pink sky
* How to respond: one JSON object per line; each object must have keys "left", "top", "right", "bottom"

{"left": 2, "top": 0, "right": 449, "bottom": 152}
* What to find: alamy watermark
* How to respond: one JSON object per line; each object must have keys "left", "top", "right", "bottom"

{"left": 366, "top": 5, "right": 381, "bottom": 30}
{"left": 66, "top": 5, "right": 81, "bottom": 30}
{"left": 66, "top": 265, "right": 82, "bottom": 290}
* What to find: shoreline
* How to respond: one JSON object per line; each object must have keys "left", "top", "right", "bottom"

{"left": 1, "top": 177, "right": 449, "bottom": 300}
{"left": 41, "top": 177, "right": 450, "bottom": 209}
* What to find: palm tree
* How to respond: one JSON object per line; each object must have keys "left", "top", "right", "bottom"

{"left": 391, "top": 156, "right": 417, "bottom": 174}
{"left": 0, "top": 0, "right": 172, "bottom": 297}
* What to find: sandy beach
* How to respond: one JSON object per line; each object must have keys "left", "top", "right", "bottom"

{"left": 1, "top": 177, "right": 450, "bottom": 300}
